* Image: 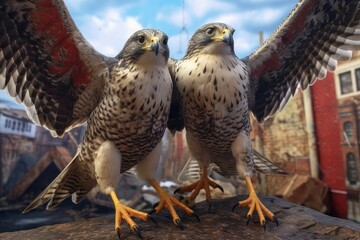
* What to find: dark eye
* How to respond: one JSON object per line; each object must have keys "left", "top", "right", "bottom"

{"left": 138, "top": 36, "right": 145, "bottom": 44}
{"left": 206, "top": 28, "right": 215, "bottom": 35}
{"left": 163, "top": 37, "right": 168, "bottom": 45}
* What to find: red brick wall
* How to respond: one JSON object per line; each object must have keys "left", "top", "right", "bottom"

{"left": 311, "top": 73, "right": 347, "bottom": 218}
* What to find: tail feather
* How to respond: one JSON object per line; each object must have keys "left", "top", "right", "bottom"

{"left": 177, "top": 157, "right": 223, "bottom": 182}
{"left": 176, "top": 149, "right": 288, "bottom": 184}
{"left": 253, "top": 149, "right": 288, "bottom": 175}
{"left": 23, "top": 156, "right": 96, "bottom": 213}
{"left": 178, "top": 157, "right": 201, "bottom": 182}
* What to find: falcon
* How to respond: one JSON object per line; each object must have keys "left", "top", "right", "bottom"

{"left": 169, "top": 0, "right": 360, "bottom": 227}
{"left": 0, "top": 0, "right": 194, "bottom": 238}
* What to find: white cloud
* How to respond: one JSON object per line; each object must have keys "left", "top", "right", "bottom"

{"left": 185, "top": 0, "right": 233, "bottom": 18}
{"left": 168, "top": 32, "right": 191, "bottom": 59}
{"left": 155, "top": 0, "right": 289, "bottom": 57}
{"left": 234, "top": 31, "right": 260, "bottom": 57}
{"left": 208, "top": 13, "right": 242, "bottom": 28}
{"left": 156, "top": 9, "right": 184, "bottom": 28}
{"left": 207, "top": 7, "right": 287, "bottom": 29}
{"left": 156, "top": 0, "right": 234, "bottom": 28}
{"left": 243, "top": 8, "right": 286, "bottom": 24}
{"left": 66, "top": 1, "right": 295, "bottom": 58}
{"left": 79, "top": 8, "right": 143, "bottom": 56}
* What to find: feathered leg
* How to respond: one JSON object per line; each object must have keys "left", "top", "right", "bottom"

{"left": 95, "top": 141, "right": 150, "bottom": 239}
{"left": 137, "top": 141, "right": 198, "bottom": 228}
{"left": 231, "top": 132, "right": 278, "bottom": 228}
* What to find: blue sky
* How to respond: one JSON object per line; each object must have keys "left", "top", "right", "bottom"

{"left": 63, "top": 0, "right": 299, "bottom": 58}
{"left": 1, "top": 0, "right": 299, "bottom": 108}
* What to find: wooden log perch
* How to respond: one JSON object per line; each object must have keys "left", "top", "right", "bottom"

{"left": 1, "top": 195, "right": 359, "bottom": 240}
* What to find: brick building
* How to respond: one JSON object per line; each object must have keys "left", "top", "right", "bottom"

{"left": 328, "top": 52, "right": 360, "bottom": 221}
{"left": 253, "top": 52, "right": 360, "bottom": 222}
{"left": 311, "top": 73, "right": 347, "bottom": 218}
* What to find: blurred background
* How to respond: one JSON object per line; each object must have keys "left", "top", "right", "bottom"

{"left": 0, "top": 0, "right": 359, "bottom": 233}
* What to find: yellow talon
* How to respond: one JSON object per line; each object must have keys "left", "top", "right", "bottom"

{"left": 148, "top": 179, "right": 198, "bottom": 226}
{"left": 174, "top": 167, "right": 224, "bottom": 206}
{"left": 235, "top": 176, "right": 277, "bottom": 226}
{"left": 110, "top": 191, "right": 149, "bottom": 238}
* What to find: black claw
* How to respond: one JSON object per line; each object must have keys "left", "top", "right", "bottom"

{"left": 273, "top": 216, "right": 279, "bottom": 226}
{"left": 148, "top": 202, "right": 159, "bottom": 215}
{"left": 133, "top": 226, "right": 143, "bottom": 240}
{"left": 148, "top": 214, "right": 158, "bottom": 225}
{"left": 175, "top": 218, "right": 184, "bottom": 230}
{"left": 116, "top": 227, "right": 121, "bottom": 240}
{"left": 192, "top": 212, "right": 200, "bottom": 222}
{"left": 262, "top": 220, "right": 267, "bottom": 231}
{"left": 232, "top": 203, "right": 239, "bottom": 212}
{"left": 246, "top": 215, "right": 252, "bottom": 226}
{"left": 174, "top": 188, "right": 181, "bottom": 194}
{"left": 216, "top": 184, "right": 224, "bottom": 193}
{"left": 152, "top": 202, "right": 159, "bottom": 209}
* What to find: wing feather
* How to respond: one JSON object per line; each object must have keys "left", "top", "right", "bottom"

{"left": 0, "top": 0, "right": 113, "bottom": 136}
{"left": 167, "top": 58, "right": 185, "bottom": 133}
{"left": 247, "top": 0, "right": 360, "bottom": 122}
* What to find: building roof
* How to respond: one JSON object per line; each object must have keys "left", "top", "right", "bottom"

{"left": 9, "top": 146, "right": 73, "bottom": 200}
{"left": 0, "top": 108, "right": 32, "bottom": 122}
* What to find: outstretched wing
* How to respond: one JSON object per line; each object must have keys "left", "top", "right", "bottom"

{"left": 167, "top": 58, "right": 184, "bottom": 133}
{"left": 247, "top": 0, "right": 360, "bottom": 122}
{"left": 0, "top": 0, "right": 114, "bottom": 137}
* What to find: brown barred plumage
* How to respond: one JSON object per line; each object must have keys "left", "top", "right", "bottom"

{"left": 169, "top": 0, "right": 360, "bottom": 228}
{"left": 0, "top": 0, "right": 176, "bottom": 236}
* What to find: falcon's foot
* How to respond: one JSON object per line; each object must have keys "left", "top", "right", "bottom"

{"left": 110, "top": 191, "right": 153, "bottom": 239}
{"left": 232, "top": 176, "right": 278, "bottom": 229}
{"left": 174, "top": 174, "right": 224, "bottom": 207}
{"left": 149, "top": 179, "right": 199, "bottom": 228}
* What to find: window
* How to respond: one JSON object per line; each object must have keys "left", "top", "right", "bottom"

{"left": 337, "top": 67, "right": 360, "bottom": 97}
{"left": 355, "top": 68, "right": 360, "bottom": 91}
{"left": 5, "top": 119, "right": 10, "bottom": 128}
{"left": 339, "top": 71, "right": 353, "bottom": 94}
{"left": 344, "top": 121, "right": 353, "bottom": 142}
{"left": 346, "top": 153, "right": 359, "bottom": 185}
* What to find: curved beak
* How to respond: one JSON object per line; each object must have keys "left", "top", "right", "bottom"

{"left": 142, "top": 37, "right": 160, "bottom": 55}
{"left": 211, "top": 29, "right": 232, "bottom": 44}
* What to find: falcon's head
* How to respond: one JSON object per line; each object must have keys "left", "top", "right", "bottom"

{"left": 117, "top": 29, "right": 169, "bottom": 65}
{"left": 184, "top": 22, "right": 235, "bottom": 58}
